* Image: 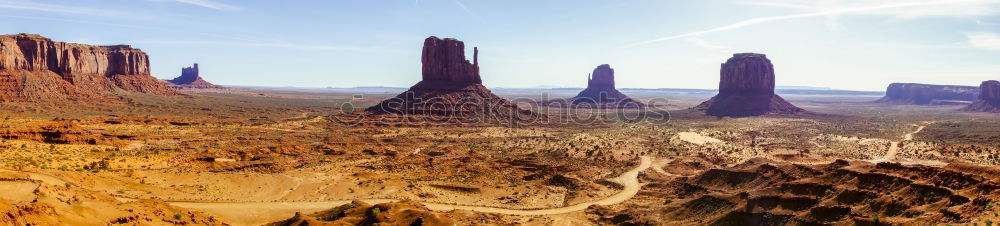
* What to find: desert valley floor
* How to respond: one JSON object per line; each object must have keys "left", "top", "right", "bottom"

{"left": 1, "top": 88, "right": 999, "bottom": 225}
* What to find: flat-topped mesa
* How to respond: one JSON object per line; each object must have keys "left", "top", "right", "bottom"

{"left": 962, "top": 80, "right": 1000, "bottom": 113}
{"left": 878, "top": 83, "right": 978, "bottom": 105}
{"left": 571, "top": 64, "right": 643, "bottom": 108}
{"left": 0, "top": 33, "right": 175, "bottom": 101}
{"left": 421, "top": 36, "right": 481, "bottom": 84}
{"left": 165, "top": 63, "right": 221, "bottom": 89}
{"left": 693, "top": 53, "right": 804, "bottom": 117}
{"left": 0, "top": 34, "right": 151, "bottom": 78}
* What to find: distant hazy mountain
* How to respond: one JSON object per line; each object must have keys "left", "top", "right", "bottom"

{"left": 776, "top": 85, "right": 833, "bottom": 90}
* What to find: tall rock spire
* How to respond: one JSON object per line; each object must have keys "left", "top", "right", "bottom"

{"left": 362, "top": 36, "right": 536, "bottom": 125}
{"left": 572, "top": 64, "right": 642, "bottom": 108}
{"left": 420, "top": 36, "right": 481, "bottom": 84}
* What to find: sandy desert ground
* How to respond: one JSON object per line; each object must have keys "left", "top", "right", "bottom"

{"left": 2, "top": 88, "right": 1000, "bottom": 225}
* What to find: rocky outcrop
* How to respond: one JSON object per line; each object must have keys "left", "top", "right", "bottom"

{"left": 961, "top": 80, "right": 1000, "bottom": 112}
{"left": 693, "top": 53, "right": 804, "bottom": 117}
{"left": 0, "top": 33, "right": 175, "bottom": 102}
{"left": 362, "top": 36, "right": 536, "bottom": 125}
{"left": 164, "top": 63, "right": 222, "bottom": 89}
{"left": 877, "top": 83, "right": 978, "bottom": 105}
{"left": 421, "top": 37, "right": 480, "bottom": 84}
{"left": 267, "top": 200, "right": 464, "bottom": 226}
{"left": 0, "top": 121, "right": 97, "bottom": 144}
{"left": 571, "top": 64, "right": 643, "bottom": 108}
{"left": 588, "top": 64, "right": 615, "bottom": 90}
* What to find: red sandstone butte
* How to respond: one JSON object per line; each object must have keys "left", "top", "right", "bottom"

{"left": 962, "top": 80, "right": 1000, "bottom": 113}
{"left": 693, "top": 53, "right": 804, "bottom": 117}
{"left": 571, "top": 64, "right": 643, "bottom": 108}
{"left": 165, "top": 63, "right": 222, "bottom": 89}
{"left": 364, "top": 36, "right": 535, "bottom": 123}
{"left": 0, "top": 33, "right": 175, "bottom": 102}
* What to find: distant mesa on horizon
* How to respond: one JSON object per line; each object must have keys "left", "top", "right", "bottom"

{"left": 692, "top": 53, "right": 805, "bottom": 117}
{"left": 877, "top": 83, "right": 978, "bottom": 105}
{"left": 163, "top": 63, "right": 223, "bottom": 89}
{"left": 359, "top": 36, "right": 536, "bottom": 125}
{"left": 0, "top": 33, "right": 175, "bottom": 102}
{"left": 775, "top": 85, "right": 833, "bottom": 90}
{"left": 962, "top": 80, "right": 1000, "bottom": 113}
{"left": 570, "top": 64, "right": 644, "bottom": 108}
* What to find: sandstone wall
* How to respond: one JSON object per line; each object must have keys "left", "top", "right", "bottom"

{"left": 718, "top": 53, "right": 775, "bottom": 96}
{"left": 1, "top": 34, "right": 150, "bottom": 81}
{"left": 695, "top": 53, "right": 803, "bottom": 117}
{"left": 0, "top": 33, "right": 174, "bottom": 101}
{"left": 962, "top": 80, "right": 1000, "bottom": 112}
{"left": 587, "top": 64, "right": 615, "bottom": 90}
{"left": 980, "top": 80, "right": 1000, "bottom": 102}
{"left": 421, "top": 36, "right": 480, "bottom": 84}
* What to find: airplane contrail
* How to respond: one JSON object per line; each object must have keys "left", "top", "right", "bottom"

{"left": 624, "top": 0, "right": 1000, "bottom": 48}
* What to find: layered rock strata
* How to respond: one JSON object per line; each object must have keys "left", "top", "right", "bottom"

{"left": 0, "top": 33, "right": 175, "bottom": 101}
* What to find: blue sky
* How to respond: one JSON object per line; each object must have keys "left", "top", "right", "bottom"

{"left": 1, "top": 0, "right": 998, "bottom": 91}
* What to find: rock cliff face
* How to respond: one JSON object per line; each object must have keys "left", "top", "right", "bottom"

{"left": 588, "top": 64, "right": 615, "bottom": 90}
{"left": 962, "top": 80, "right": 1000, "bottom": 113}
{"left": 693, "top": 53, "right": 804, "bottom": 117}
{"left": 363, "top": 36, "right": 535, "bottom": 125}
{"left": 877, "top": 83, "right": 978, "bottom": 105}
{"left": 0, "top": 33, "right": 175, "bottom": 101}
{"left": 571, "top": 64, "right": 642, "bottom": 108}
{"left": 421, "top": 37, "right": 480, "bottom": 84}
{"left": 164, "top": 63, "right": 222, "bottom": 89}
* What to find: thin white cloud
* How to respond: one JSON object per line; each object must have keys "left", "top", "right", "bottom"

{"left": 453, "top": 0, "right": 486, "bottom": 24}
{"left": 132, "top": 40, "right": 389, "bottom": 52}
{"left": 966, "top": 32, "right": 1000, "bottom": 51}
{"left": 173, "top": 0, "right": 240, "bottom": 11}
{"left": 0, "top": 14, "right": 271, "bottom": 45}
{"left": 685, "top": 38, "right": 730, "bottom": 49}
{"left": 0, "top": 14, "right": 138, "bottom": 28}
{"left": 0, "top": 0, "right": 139, "bottom": 17}
{"left": 412, "top": 0, "right": 484, "bottom": 23}
{"left": 627, "top": 0, "right": 1000, "bottom": 47}
{"left": 744, "top": 0, "right": 1000, "bottom": 18}
{"left": 740, "top": 1, "right": 819, "bottom": 10}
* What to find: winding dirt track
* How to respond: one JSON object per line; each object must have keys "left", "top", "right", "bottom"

{"left": 871, "top": 124, "right": 926, "bottom": 163}
{"left": 4, "top": 156, "right": 653, "bottom": 226}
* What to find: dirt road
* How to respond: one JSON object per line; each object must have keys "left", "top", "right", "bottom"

{"left": 872, "top": 124, "right": 926, "bottom": 163}
{"left": 6, "top": 156, "right": 653, "bottom": 226}
{"left": 166, "top": 156, "right": 652, "bottom": 225}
